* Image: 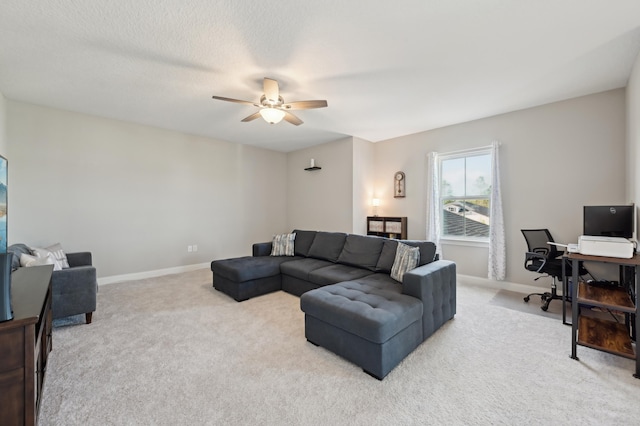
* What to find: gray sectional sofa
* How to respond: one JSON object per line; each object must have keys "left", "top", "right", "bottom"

{"left": 210, "top": 230, "right": 456, "bottom": 379}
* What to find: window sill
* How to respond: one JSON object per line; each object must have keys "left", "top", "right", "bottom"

{"left": 440, "top": 237, "right": 489, "bottom": 248}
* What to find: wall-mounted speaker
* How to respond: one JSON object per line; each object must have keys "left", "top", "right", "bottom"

{"left": 0, "top": 252, "right": 13, "bottom": 322}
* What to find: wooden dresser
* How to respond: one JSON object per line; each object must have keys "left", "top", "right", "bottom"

{"left": 0, "top": 265, "right": 54, "bottom": 426}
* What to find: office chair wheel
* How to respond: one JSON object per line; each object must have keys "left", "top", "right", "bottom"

{"left": 523, "top": 296, "right": 530, "bottom": 302}
{"left": 541, "top": 305, "right": 549, "bottom": 311}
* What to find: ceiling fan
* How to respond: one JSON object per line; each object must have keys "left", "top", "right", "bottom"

{"left": 212, "top": 78, "right": 328, "bottom": 125}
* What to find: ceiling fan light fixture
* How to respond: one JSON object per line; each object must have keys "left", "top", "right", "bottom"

{"left": 212, "top": 77, "right": 327, "bottom": 126}
{"left": 259, "top": 108, "right": 285, "bottom": 124}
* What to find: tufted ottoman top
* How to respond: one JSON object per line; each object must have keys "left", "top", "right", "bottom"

{"left": 300, "top": 280, "right": 423, "bottom": 344}
{"left": 211, "top": 256, "right": 296, "bottom": 282}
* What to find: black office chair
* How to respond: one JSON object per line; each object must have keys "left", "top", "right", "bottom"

{"left": 521, "top": 229, "right": 587, "bottom": 311}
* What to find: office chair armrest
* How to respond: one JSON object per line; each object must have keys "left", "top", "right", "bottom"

{"left": 555, "top": 250, "right": 565, "bottom": 258}
{"left": 524, "top": 251, "right": 547, "bottom": 273}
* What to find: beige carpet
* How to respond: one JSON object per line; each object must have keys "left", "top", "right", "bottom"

{"left": 40, "top": 270, "right": 640, "bottom": 425}
{"left": 489, "top": 288, "right": 570, "bottom": 320}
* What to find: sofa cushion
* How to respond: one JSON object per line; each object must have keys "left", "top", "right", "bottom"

{"left": 337, "top": 234, "right": 384, "bottom": 271}
{"left": 300, "top": 280, "right": 423, "bottom": 344}
{"left": 20, "top": 253, "right": 56, "bottom": 268}
{"left": 375, "top": 239, "right": 399, "bottom": 273}
{"left": 270, "top": 233, "right": 296, "bottom": 256}
{"left": 66, "top": 252, "right": 93, "bottom": 268}
{"left": 376, "top": 239, "right": 436, "bottom": 272}
{"left": 357, "top": 273, "right": 403, "bottom": 290}
{"left": 390, "top": 243, "right": 420, "bottom": 282}
{"left": 211, "top": 256, "right": 296, "bottom": 282}
{"left": 292, "top": 229, "right": 317, "bottom": 257}
{"left": 308, "top": 264, "right": 374, "bottom": 286}
{"left": 403, "top": 240, "right": 437, "bottom": 266}
{"left": 307, "top": 232, "right": 347, "bottom": 262}
{"left": 280, "top": 258, "right": 334, "bottom": 281}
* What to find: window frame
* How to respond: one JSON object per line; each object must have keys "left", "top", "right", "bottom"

{"left": 438, "top": 146, "right": 493, "bottom": 244}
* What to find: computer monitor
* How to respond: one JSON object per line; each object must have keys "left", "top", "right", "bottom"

{"left": 583, "top": 205, "right": 635, "bottom": 239}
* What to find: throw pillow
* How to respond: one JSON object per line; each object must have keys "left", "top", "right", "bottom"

{"left": 390, "top": 242, "right": 420, "bottom": 282}
{"left": 20, "top": 253, "right": 59, "bottom": 270}
{"left": 31, "top": 243, "right": 69, "bottom": 270}
{"left": 46, "top": 243, "right": 70, "bottom": 268}
{"left": 270, "top": 233, "right": 296, "bottom": 256}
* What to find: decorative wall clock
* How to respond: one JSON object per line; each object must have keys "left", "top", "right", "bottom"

{"left": 394, "top": 171, "right": 405, "bottom": 198}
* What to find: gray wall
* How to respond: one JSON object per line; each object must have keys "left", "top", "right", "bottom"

{"left": 3, "top": 82, "right": 632, "bottom": 289}
{"left": 286, "top": 137, "right": 353, "bottom": 233}
{"left": 291, "top": 90, "right": 626, "bottom": 287}
{"left": 0, "top": 92, "right": 6, "bottom": 156}
{"left": 285, "top": 136, "right": 375, "bottom": 236}
{"left": 374, "top": 89, "right": 627, "bottom": 286}
{"left": 628, "top": 50, "right": 640, "bottom": 229}
{"left": 6, "top": 100, "right": 288, "bottom": 278}
{"left": 351, "top": 137, "right": 375, "bottom": 235}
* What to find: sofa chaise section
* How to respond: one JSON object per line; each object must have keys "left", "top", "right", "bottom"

{"left": 211, "top": 254, "right": 298, "bottom": 302}
{"left": 300, "top": 278, "right": 424, "bottom": 379}
{"left": 300, "top": 260, "right": 456, "bottom": 379}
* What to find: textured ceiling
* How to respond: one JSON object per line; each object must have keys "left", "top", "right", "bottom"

{"left": 1, "top": 1, "right": 640, "bottom": 152}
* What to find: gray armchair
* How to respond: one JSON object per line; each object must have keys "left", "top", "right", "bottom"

{"left": 7, "top": 244, "right": 97, "bottom": 324}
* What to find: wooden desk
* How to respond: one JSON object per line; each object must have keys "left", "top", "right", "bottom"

{"left": 568, "top": 252, "right": 639, "bottom": 378}
{"left": 0, "top": 265, "right": 54, "bottom": 425}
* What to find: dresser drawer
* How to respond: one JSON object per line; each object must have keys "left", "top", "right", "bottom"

{"left": 0, "top": 368, "right": 26, "bottom": 425}
{"left": 0, "top": 328, "right": 25, "bottom": 373}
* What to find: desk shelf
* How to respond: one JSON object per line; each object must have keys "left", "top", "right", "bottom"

{"left": 569, "top": 253, "right": 640, "bottom": 378}
{"left": 577, "top": 316, "right": 635, "bottom": 359}
{"left": 577, "top": 281, "right": 635, "bottom": 312}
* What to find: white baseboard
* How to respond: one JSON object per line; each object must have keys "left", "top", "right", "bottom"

{"left": 457, "top": 273, "right": 547, "bottom": 295}
{"left": 97, "top": 265, "right": 549, "bottom": 296}
{"left": 98, "top": 262, "right": 210, "bottom": 286}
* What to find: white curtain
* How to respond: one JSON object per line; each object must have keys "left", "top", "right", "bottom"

{"left": 426, "top": 152, "right": 441, "bottom": 256}
{"left": 488, "top": 141, "right": 506, "bottom": 280}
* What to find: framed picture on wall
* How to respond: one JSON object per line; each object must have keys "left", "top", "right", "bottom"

{"left": 0, "top": 155, "right": 6, "bottom": 253}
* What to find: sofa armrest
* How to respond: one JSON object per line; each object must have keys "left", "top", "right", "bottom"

{"left": 252, "top": 242, "right": 273, "bottom": 257}
{"left": 402, "top": 260, "right": 456, "bottom": 340}
{"left": 66, "top": 252, "right": 93, "bottom": 267}
{"left": 52, "top": 266, "right": 98, "bottom": 293}
{"left": 51, "top": 265, "right": 98, "bottom": 319}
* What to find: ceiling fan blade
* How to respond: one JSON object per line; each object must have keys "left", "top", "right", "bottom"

{"left": 212, "top": 96, "right": 256, "bottom": 106}
{"left": 263, "top": 78, "right": 280, "bottom": 103}
{"left": 283, "top": 111, "right": 303, "bottom": 126}
{"left": 241, "top": 111, "right": 262, "bottom": 122}
{"left": 282, "top": 100, "right": 328, "bottom": 110}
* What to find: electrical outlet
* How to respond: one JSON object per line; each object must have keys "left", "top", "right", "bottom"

{"left": 187, "top": 245, "right": 193, "bottom": 253}
{"left": 193, "top": 245, "right": 198, "bottom": 252}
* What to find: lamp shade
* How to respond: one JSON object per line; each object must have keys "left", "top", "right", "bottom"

{"left": 372, "top": 198, "right": 380, "bottom": 207}
{"left": 260, "top": 108, "right": 285, "bottom": 124}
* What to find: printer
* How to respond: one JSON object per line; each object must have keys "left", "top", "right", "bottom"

{"left": 577, "top": 235, "right": 635, "bottom": 259}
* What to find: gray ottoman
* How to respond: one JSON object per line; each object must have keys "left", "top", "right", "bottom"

{"left": 211, "top": 256, "right": 294, "bottom": 301}
{"left": 300, "top": 280, "right": 424, "bottom": 379}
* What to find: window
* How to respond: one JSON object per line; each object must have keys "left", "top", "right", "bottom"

{"left": 439, "top": 148, "right": 492, "bottom": 240}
